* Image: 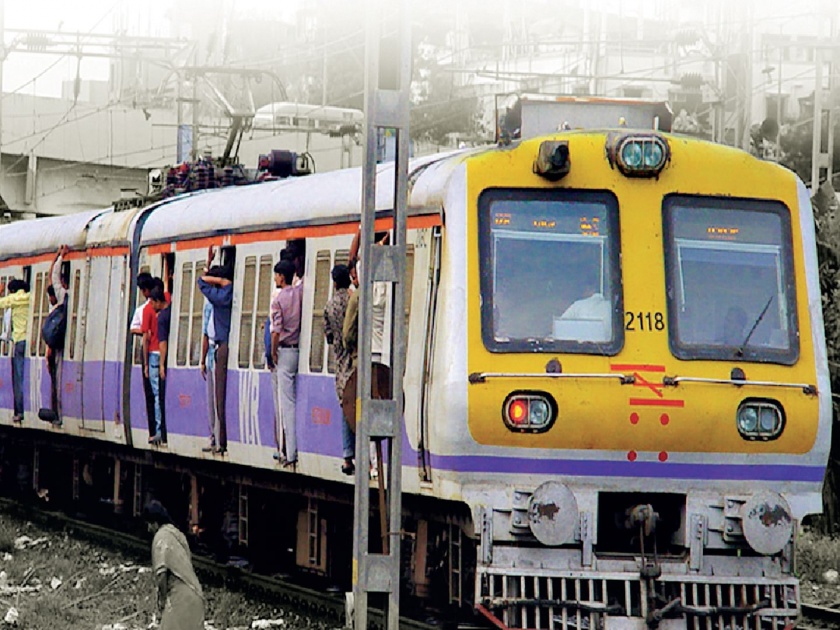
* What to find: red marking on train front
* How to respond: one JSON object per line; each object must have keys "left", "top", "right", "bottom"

{"left": 629, "top": 412, "right": 639, "bottom": 425}
{"left": 660, "top": 413, "right": 670, "bottom": 425}
{"left": 627, "top": 451, "right": 637, "bottom": 462}
{"left": 312, "top": 407, "right": 331, "bottom": 425}
{"left": 633, "top": 372, "right": 664, "bottom": 397}
{"left": 629, "top": 398, "right": 685, "bottom": 408}
{"left": 658, "top": 451, "right": 669, "bottom": 462}
{"left": 610, "top": 364, "right": 666, "bottom": 373}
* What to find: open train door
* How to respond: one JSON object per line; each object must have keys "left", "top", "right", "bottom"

{"left": 78, "top": 255, "right": 125, "bottom": 432}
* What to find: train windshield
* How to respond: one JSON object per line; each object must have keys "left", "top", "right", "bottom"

{"left": 663, "top": 195, "right": 798, "bottom": 364}
{"left": 478, "top": 189, "right": 622, "bottom": 354}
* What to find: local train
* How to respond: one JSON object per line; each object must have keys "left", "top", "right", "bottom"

{"left": 0, "top": 126, "right": 828, "bottom": 630}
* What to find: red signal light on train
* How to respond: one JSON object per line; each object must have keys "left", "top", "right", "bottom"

{"left": 508, "top": 399, "right": 528, "bottom": 424}
{"left": 503, "top": 393, "right": 556, "bottom": 432}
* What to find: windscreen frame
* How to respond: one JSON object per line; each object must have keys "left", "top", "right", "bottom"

{"left": 478, "top": 187, "right": 624, "bottom": 355}
{"left": 662, "top": 193, "right": 799, "bottom": 365}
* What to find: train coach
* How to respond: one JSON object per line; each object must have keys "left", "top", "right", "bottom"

{"left": 0, "top": 127, "right": 829, "bottom": 630}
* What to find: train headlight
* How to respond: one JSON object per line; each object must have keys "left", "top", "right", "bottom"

{"left": 737, "top": 407, "right": 758, "bottom": 433}
{"left": 503, "top": 392, "right": 557, "bottom": 433}
{"left": 607, "top": 133, "right": 670, "bottom": 178}
{"left": 736, "top": 399, "right": 784, "bottom": 440}
{"left": 529, "top": 399, "right": 550, "bottom": 426}
{"left": 621, "top": 141, "right": 643, "bottom": 168}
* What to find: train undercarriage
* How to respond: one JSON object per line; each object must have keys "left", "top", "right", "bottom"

{"left": 0, "top": 428, "right": 803, "bottom": 630}
{"left": 0, "top": 429, "right": 477, "bottom": 626}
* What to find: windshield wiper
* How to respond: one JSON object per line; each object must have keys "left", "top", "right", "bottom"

{"left": 736, "top": 295, "right": 774, "bottom": 357}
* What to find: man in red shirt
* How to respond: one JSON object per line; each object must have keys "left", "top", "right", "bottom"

{"left": 143, "top": 279, "right": 166, "bottom": 444}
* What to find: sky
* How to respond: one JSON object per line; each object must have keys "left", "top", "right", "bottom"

{"left": 0, "top": 0, "right": 829, "bottom": 99}
{"left": 1, "top": 0, "right": 300, "bottom": 98}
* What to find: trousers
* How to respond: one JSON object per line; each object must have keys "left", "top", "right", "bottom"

{"left": 275, "top": 347, "right": 299, "bottom": 462}
{"left": 11, "top": 341, "right": 24, "bottom": 417}
{"left": 214, "top": 342, "right": 229, "bottom": 449}
{"left": 47, "top": 349, "right": 63, "bottom": 419}
{"left": 205, "top": 347, "right": 219, "bottom": 446}
{"left": 149, "top": 352, "right": 162, "bottom": 438}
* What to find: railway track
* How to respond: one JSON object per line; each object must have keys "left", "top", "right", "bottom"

{"left": 800, "top": 602, "right": 840, "bottom": 629}
{"left": 0, "top": 497, "right": 438, "bottom": 630}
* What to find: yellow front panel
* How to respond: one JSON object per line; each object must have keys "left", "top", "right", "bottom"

{"left": 466, "top": 132, "right": 818, "bottom": 455}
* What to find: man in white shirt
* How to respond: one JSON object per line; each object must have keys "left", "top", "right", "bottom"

{"left": 131, "top": 272, "right": 156, "bottom": 437}
{"left": 558, "top": 277, "right": 611, "bottom": 342}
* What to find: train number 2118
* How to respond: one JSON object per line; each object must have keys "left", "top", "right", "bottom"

{"left": 625, "top": 311, "right": 665, "bottom": 331}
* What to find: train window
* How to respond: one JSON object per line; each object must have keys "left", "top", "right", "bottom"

{"left": 478, "top": 188, "right": 623, "bottom": 355}
{"left": 31, "top": 272, "right": 49, "bottom": 357}
{"left": 663, "top": 195, "right": 798, "bottom": 364}
{"left": 69, "top": 270, "right": 81, "bottom": 360}
{"left": 162, "top": 253, "right": 175, "bottom": 295}
{"left": 326, "top": 249, "right": 350, "bottom": 373}
{"left": 61, "top": 261, "right": 70, "bottom": 289}
{"left": 221, "top": 246, "right": 236, "bottom": 273}
{"left": 189, "top": 262, "right": 206, "bottom": 366}
{"left": 252, "top": 255, "right": 274, "bottom": 369}
{"left": 38, "top": 273, "right": 50, "bottom": 357}
{"left": 239, "top": 256, "right": 258, "bottom": 368}
{"left": 309, "top": 250, "right": 331, "bottom": 372}
{"left": 22, "top": 266, "right": 31, "bottom": 287}
{"left": 176, "top": 263, "right": 193, "bottom": 366}
{"left": 29, "top": 272, "right": 42, "bottom": 357}
{"left": 284, "top": 238, "right": 306, "bottom": 276}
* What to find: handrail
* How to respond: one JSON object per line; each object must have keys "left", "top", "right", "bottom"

{"left": 662, "top": 375, "right": 816, "bottom": 395}
{"left": 468, "top": 372, "right": 634, "bottom": 384}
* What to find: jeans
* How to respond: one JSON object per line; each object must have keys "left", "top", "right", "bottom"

{"left": 12, "top": 341, "right": 24, "bottom": 417}
{"left": 142, "top": 367, "right": 155, "bottom": 435}
{"left": 148, "top": 352, "right": 162, "bottom": 438}
{"left": 205, "top": 345, "right": 218, "bottom": 446}
{"left": 341, "top": 410, "right": 355, "bottom": 459}
{"left": 276, "top": 347, "right": 299, "bottom": 462}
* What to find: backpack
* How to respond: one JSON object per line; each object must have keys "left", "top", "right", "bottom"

{"left": 42, "top": 300, "right": 67, "bottom": 351}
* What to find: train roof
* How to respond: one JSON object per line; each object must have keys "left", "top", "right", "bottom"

{"left": 138, "top": 149, "right": 470, "bottom": 245}
{"left": 0, "top": 208, "right": 108, "bottom": 262}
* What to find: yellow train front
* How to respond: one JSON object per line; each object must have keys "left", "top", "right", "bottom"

{"left": 446, "top": 131, "right": 829, "bottom": 629}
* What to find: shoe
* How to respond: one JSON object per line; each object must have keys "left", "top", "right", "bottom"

{"left": 282, "top": 459, "right": 297, "bottom": 470}
{"left": 213, "top": 446, "right": 227, "bottom": 455}
{"left": 272, "top": 451, "right": 283, "bottom": 462}
{"left": 51, "top": 419, "right": 62, "bottom": 428}
{"left": 341, "top": 461, "right": 355, "bottom": 476}
{"left": 149, "top": 434, "right": 162, "bottom": 445}
{"left": 201, "top": 444, "right": 215, "bottom": 453}
{"left": 12, "top": 415, "right": 22, "bottom": 424}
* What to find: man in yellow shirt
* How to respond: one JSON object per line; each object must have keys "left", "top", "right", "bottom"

{"left": 0, "top": 279, "right": 31, "bottom": 423}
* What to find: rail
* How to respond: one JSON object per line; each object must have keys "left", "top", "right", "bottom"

{"left": 0, "top": 498, "right": 435, "bottom": 630}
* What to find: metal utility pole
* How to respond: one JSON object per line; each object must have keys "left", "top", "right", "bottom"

{"left": 811, "top": 10, "right": 840, "bottom": 190}
{"left": 352, "top": 0, "right": 410, "bottom": 628}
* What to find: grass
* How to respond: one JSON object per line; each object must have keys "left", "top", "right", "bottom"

{"left": 797, "top": 527, "right": 840, "bottom": 583}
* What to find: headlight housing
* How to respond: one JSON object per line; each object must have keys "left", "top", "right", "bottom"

{"left": 607, "top": 132, "right": 670, "bottom": 178}
{"left": 503, "top": 392, "right": 557, "bottom": 433}
{"left": 736, "top": 399, "right": 784, "bottom": 440}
